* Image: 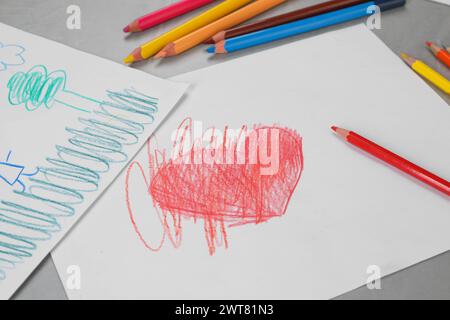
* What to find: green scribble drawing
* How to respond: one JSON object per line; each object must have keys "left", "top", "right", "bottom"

{"left": 7, "top": 65, "right": 101, "bottom": 113}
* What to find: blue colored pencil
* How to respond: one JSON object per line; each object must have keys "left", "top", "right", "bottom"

{"left": 206, "top": 0, "right": 405, "bottom": 54}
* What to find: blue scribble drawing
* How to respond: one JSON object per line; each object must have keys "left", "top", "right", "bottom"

{"left": 0, "top": 151, "right": 39, "bottom": 192}
{"left": 0, "top": 88, "right": 159, "bottom": 282}
{"left": 0, "top": 42, "right": 25, "bottom": 71}
{"left": 7, "top": 65, "right": 101, "bottom": 113}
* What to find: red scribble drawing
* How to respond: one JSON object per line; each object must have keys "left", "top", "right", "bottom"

{"left": 125, "top": 118, "right": 304, "bottom": 255}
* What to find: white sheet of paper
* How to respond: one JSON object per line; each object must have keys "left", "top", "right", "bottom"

{"left": 0, "top": 23, "right": 188, "bottom": 299}
{"left": 52, "top": 25, "right": 449, "bottom": 300}
{"left": 428, "top": 0, "right": 450, "bottom": 6}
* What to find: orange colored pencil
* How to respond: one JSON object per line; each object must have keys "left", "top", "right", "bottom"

{"left": 155, "top": 0, "right": 286, "bottom": 58}
{"left": 124, "top": 0, "right": 254, "bottom": 64}
{"left": 426, "top": 41, "right": 450, "bottom": 68}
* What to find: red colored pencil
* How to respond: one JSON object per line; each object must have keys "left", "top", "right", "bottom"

{"left": 123, "top": 0, "right": 216, "bottom": 33}
{"left": 331, "top": 126, "right": 450, "bottom": 196}
{"left": 426, "top": 41, "right": 450, "bottom": 68}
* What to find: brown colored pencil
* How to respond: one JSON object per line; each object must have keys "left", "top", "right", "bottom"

{"left": 204, "top": 0, "right": 368, "bottom": 44}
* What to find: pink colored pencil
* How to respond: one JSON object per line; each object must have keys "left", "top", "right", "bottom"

{"left": 123, "top": 0, "right": 216, "bottom": 33}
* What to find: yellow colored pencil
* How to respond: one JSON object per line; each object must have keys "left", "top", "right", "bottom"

{"left": 124, "top": 0, "right": 253, "bottom": 64}
{"left": 400, "top": 52, "right": 450, "bottom": 95}
{"left": 155, "top": 0, "right": 286, "bottom": 58}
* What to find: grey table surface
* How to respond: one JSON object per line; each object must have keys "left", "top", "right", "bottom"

{"left": 0, "top": 0, "right": 449, "bottom": 300}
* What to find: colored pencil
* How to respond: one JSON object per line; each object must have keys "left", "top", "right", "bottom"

{"left": 207, "top": 0, "right": 406, "bottom": 54}
{"left": 155, "top": 0, "right": 286, "bottom": 58}
{"left": 400, "top": 52, "right": 450, "bottom": 94}
{"left": 204, "top": 0, "right": 368, "bottom": 44}
{"left": 331, "top": 126, "right": 450, "bottom": 196}
{"left": 124, "top": 0, "right": 253, "bottom": 64}
{"left": 426, "top": 41, "right": 450, "bottom": 68}
{"left": 123, "top": 0, "right": 216, "bottom": 33}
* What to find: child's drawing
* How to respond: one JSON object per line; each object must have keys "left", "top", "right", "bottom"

{"left": 0, "top": 88, "right": 159, "bottom": 283}
{"left": 126, "top": 118, "right": 304, "bottom": 255}
{"left": 0, "top": 151, "right": 39, "bottom": 192}
{"left": 7, "top": 65, "right": 100, "bottom": 113}
{"left": 0, "top": 42, "right": 25, "bottom": 71}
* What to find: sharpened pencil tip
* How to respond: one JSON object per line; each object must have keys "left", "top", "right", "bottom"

{"left": 123, "top": 55, "right": 134, "bottom": 64}
{"left": 212, "top": 31, "right": 226, "bottom": 43}
{"left": 211, "top": 41, "right": 227, "bottom": 54}
{"left": 154, "top": 51, "right": 167, "bottom": 59}
{"left": 123, "top": 25, "right": 130, "bottom": 33}
{"left": 331, "top": 126, "right": 350, "bottom": 139}
{"left": 425, "top": 41, "right": 432, "bottom": 47}
{"left": 400, "top": 52, "right": 416, "bottom": 66}
{"left": 206, "top": 46, "right": 215, "bottom": 54}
